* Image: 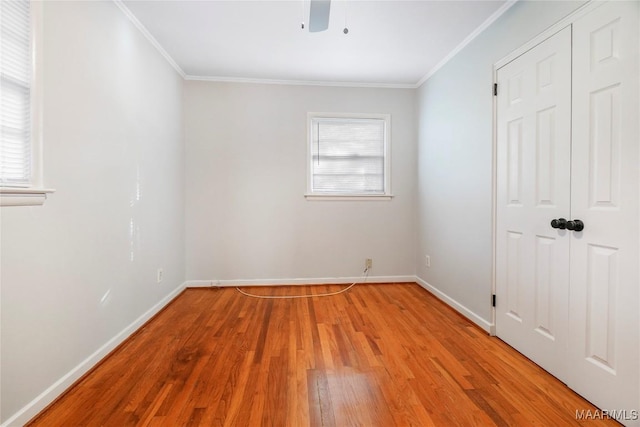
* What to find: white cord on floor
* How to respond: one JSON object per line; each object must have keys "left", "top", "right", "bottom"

{"left": 235, "top": 267, "right": 369, "bottom": 299}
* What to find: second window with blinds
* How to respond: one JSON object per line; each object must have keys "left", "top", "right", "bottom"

{"left": 306, "top": 113, "right": 391, "bottom": 200}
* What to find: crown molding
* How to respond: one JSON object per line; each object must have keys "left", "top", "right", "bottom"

{"left": 114, "top": 0, "right": 517, "bottom": 90}
{"left": 185, "top": 74, "right": 417, "bottom": 89}
{"left": 113, "top": 0, "right": 186, "bottom": 78}
{"left": 416, "top": 0, "right": 519, "bottom": 87}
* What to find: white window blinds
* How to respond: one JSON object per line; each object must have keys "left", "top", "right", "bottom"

{"left": 1, "top": 0, "right": 32, "bottom": 187}
{"left": 310, "top": 117, "right": 388, "bottom": 195}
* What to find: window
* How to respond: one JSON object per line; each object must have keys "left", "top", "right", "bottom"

{"left": 1, "top": 0, "right": 32, "bottom": 186}
{"left": 306, "top": 113, "right": 391, "bottom": 199}
{"left": 1, "top": 0, "right": 52, "bottom": 206}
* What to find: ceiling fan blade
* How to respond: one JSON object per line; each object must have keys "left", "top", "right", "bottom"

{"left": 309, "top": 0, "right": 331, "bottom": 32}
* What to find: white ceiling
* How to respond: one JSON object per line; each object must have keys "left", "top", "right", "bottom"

{"left": 121, "top": 0, "right": 511, "bottom": 87}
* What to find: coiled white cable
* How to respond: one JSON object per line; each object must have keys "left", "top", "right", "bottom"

{"left": 235, "top": 267, "right": 370, "bottom": 299}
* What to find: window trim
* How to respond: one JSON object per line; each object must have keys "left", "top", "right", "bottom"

{"left": 1, "top": 1, "right": 54, "bottom": 206}
{"left": 0, "top": 187, "right": 55, "bottom": 206}
{"left": 305, "top": 112, "right": 392, "bottom": 200}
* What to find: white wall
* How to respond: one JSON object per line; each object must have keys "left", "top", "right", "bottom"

{"left": 415, "top": 1, "right": 585, "bottom": 322}
{"left": 0, "top": 0, "right": 599, "bottom": 423}
{"left": 185, "top": 82, "right": 416, "bottom": 282}
{"left": 0, "top": 1, "right": 184, "bottom": 423}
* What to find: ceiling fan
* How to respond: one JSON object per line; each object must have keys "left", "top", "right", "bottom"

{"left": 308, "top": 0, "right": 331, "bottom": 32}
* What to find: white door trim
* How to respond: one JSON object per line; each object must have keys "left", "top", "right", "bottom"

{"left": 491, "top": 0, "right": 608, "bottom": 333}
{"left": 494, "top": 1, "right": 607, "bottom": 70}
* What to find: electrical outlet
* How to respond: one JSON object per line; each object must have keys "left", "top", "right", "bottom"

{"left": 157, "top": 268, "right": 164, "bottom": 283}
{"left": 425, "top": 255, "right": 431, "bottom": 268}
{"left": 365, "top": 258, "right": 373, "bottom": 269}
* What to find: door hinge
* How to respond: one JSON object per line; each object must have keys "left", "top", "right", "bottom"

{"left": 493, "top": 83, "right": 498, "bottom": 96}
{"left": 492, "top": 294, "right": 496, "bottom": 307}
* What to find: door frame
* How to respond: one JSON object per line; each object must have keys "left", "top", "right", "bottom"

{"left": 490, "top": 0, "right": 609, "bottom": 336}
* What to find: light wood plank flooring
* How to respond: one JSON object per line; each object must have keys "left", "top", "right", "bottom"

{"left": 29, "top": 283, "right": 619, "bottom": 426}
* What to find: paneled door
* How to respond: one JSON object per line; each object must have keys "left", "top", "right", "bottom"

{"left": 495, "top": 26, "right": 572, "bottom": 382}
{"left": 496, "top": 2, "right": 639, "bottom": 422}
{"left": 568, "top": 0, "right": 639, "bottom": 418}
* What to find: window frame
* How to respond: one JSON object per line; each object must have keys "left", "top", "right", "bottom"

{"left": 305, "top": 112, "right": 392, "bottom": 201}
{"left": 1, "top": 0, "right": 54, "bottom": 206}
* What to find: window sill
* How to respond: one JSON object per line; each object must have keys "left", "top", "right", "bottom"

{"left": 1, "top": 187, "right": 56, "bottom": 207}
{"left": 304, "top": 194, "right": 393, "bottom": 201}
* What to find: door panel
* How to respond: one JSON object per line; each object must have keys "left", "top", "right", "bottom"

{"left": 589, "top": 85, "right": 620, "bottom": 208}
{"left": 569, "top": 1, "right": 639, "bottom": 419}
{"left": 505, "top": 231, "right": 523, "bottom": 322}
{"left": 585, "top": 243, "right": 618, "bottom": 372}
{"left": 534, "top": 235, "right": 556, "bottom": 339}
{"left": 536, "top": 107, "right": 558, "bottom": 206}
{"left": 507, "top": 118, "right": 523, "bottom": 205}
{"left": 495, "top": 26, "right": 572, "bottom": 382}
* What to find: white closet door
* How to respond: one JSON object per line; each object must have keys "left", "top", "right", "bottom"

{"left": 569, "top": 1, "right": 639, "bottom": 420}
{"left": 495, "top": 27, "right": 572, "bottom": 382}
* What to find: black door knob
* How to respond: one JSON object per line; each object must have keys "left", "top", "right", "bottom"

{"left": 566, "top": 219, "right": 584, "bottom": 232}
{"left": 551, "top": 218, "right": 567, "bottom": 229}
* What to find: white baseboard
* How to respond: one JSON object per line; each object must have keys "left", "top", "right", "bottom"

{"left": 188, "top": 275, "right": 495, "bottom": 334}
{"left": 1, "top": 282, "right": 187, "bottom": 427}
{"left": 415, "top": 276, "right": 495, "bottom": 334}
{"left": 184, "top": 275, "right": 416, "bottom": 288}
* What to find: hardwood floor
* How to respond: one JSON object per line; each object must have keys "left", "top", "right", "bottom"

{"left": 29, "top": 284, "right": 619, "bottom": 426}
